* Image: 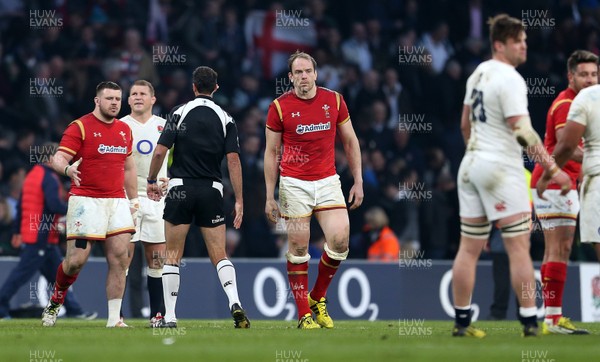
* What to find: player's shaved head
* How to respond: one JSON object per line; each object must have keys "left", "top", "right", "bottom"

{"left": 488, "top": 14, "right": 524, "bottom": 49}
{"left": 96, "top": 81, "right": 121, "bottom": 96}
{"left": 288, "top": 51, "right": 317, "bottom": 72}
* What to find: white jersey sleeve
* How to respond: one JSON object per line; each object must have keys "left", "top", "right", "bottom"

{"left": 121, "top": 115, "right": 169, "bottom": 196}
{"left": 568, "top": 84, "right": 600, "bottom": 176}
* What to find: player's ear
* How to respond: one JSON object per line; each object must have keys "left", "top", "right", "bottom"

{"left": 151, "top": 95, "right": 156, "bottom": 105}
{"left": 94, "top": 97, "right": 99, "bottom": 106}
{"left": 288, "top": 72, "right": 293, "bottom": 83}
{"left": 567, "top": 71, "right": 574, "bottom": 84}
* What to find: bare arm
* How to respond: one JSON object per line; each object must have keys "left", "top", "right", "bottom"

{"left": 555, "top": 127, "right": 583, "bottom": 163}
{"left": 264, "top": 128, "right": 282, "bottom": 222}
{"left": 51, "top": 150, "right": 81, "bottom": 186}
{"left": 460, "top": 105, "right": 471, "bottom": 146}
{"left": 507, "top": 115, "right": 556, "bottom": 172}
{"left": 337, "top": 120, "right": 364, "bottom": 210}
{"left": 227, "top": 152, "right": 243, "bottom": 229}
{"left": 124, "top": 154, "right": 138, "bottom": 200}
{"left": 553, "top": 121, "right": 586, "bottom": 168}
{"left": 147, "top": 144, "right": 169, "bottom": 201}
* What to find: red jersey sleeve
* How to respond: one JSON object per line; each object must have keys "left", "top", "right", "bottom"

{"left": 552, "top": 100, "right": 573, "bottom": 131}
{"left": 58, "top": 120, "right": 84, "bottom": 157}
{"left": 336, "top": 93, "right": 350, "bottom": 126}
{"left": 266, "top": 100, "right": 284, "bottom": 132}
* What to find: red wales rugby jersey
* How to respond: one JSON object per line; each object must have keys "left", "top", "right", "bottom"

{"left": 58, "top": 113, "right": 133, "bottom": 198}
{"left": 531, "top": 88, "right": 581, "bottom": 190}
{"left": 266, "top": 87, "right": 350, "bottom": 181}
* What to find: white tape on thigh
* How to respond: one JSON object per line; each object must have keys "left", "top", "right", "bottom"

{"left": 285, "top": 252, "right": 310, "bottom": 264}
{"left": 460, "top": 221, "right": 491, "bottom": 240}
{"left": 324, "top": 243, "right": 348, "bottom": 261}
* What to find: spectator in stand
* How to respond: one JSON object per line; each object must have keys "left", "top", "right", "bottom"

{"left": 364, "top": 206, "right": 400, "bottom": 261}
{"left": 341, "top": 22, "right": 373, "bottom": 73}
{"left": 418, "top": 21, "right": 454, "bottom": 75}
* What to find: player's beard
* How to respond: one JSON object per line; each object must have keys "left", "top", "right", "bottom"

{"left": 297, "top": 82, "right": 314, "bottom": 96}
{"left": 99, "top": 105, "right": 119, "bottom": 121}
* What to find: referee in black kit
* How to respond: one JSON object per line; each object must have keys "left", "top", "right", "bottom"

{"left": 146, "top": 66, "right": 249, "bottom": 329}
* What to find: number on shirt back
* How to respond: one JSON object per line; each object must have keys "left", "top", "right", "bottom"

{"left": 470, "top": 88, "right": 486, "bottom": 123}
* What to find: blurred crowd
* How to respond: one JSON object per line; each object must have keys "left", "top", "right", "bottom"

{"left": 1, "top": 0, "right": 600, "bottom": 260}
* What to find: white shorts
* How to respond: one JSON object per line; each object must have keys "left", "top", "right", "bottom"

{"left": 580, "top": 174, "right": 600, "bottom": 243}
{"left": 66, "top": 195, "right": 135, "bottom": 240}
{"left": 458, "top": 154, "right": 530, "bottom": 221}
{"left": 279, "top": 174, "right": 346, "bottom": 218}
{"left": 131, "top": 197, "right": 165, "bottom": 243}
{"left": 531, "top": 189, "right": 579, "bottom": 229}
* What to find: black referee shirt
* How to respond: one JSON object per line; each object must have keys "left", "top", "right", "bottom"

{"left": 158, "top": 95, "right": 240, "bottom": 182}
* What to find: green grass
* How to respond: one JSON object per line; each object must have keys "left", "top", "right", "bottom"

{"left": 2, "top": 319, "right": 600, "bottom": 361}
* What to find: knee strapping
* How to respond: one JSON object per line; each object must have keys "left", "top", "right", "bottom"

{"left": 286, "top": 252, "right": 310, "bottom": 264}
{"left": 501, "top": 217, "right": 531, "bottom": 238}
{"left": 460, "top": 221, "right": 491, "bottom": 240}
{"left": 324, "top": 243, "right": 348, "bottom": 261}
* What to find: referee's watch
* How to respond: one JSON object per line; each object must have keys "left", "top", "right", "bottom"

{"left": 147, "top": 179, "right": 157, "bottom": 184}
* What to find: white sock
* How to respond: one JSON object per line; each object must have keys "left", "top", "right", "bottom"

{"left": 545, "top": 307, "right": 562, "bottom": 324}
{"left": 106, "top": 299, "right": 122, "bottom": 327}
{"left": 216, "top": 259, "right": 240, "bottom": 309}
{"left": 162, "top": 264, "right": 180, "bottom": 323}
{"left": 519, "top": 306, "right": 537, "bottom": 318}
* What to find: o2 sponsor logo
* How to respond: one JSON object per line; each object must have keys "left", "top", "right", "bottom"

{"left": 253, "top": 267, "right": 378, "bottom": 321}
{"left": 438, "top": 269, "right": 545, "bottom": 320}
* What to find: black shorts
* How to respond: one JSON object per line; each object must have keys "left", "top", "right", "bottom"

{"left": 163, "top": 178, "right": 225, "bottom": 227}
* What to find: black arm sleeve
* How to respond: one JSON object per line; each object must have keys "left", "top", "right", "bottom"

{"left": 157, "top": 105, "right": 182, "bottom": 149}
{"left": 225, "top": 120, "right": 240, "bottom": 154}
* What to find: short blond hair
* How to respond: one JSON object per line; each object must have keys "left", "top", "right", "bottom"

{"left": 131, "top": 79, "right": 155, "bottom": 96}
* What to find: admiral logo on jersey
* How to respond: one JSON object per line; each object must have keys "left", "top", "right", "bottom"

{"left": 97, "top": 144, "right": 128, "bottom": 154}
{"left": 296, "top": 122, "right": 331, "bottom": 134}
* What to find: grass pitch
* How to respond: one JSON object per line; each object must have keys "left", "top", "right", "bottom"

{"left": 2, "top": 319, "right": 600, "bottom": 362}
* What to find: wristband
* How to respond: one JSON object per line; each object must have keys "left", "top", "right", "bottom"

{"left": 147, "top": 179, "right": 157, "bottom": 184}
{"left": 64, "top": 165, "right": 70, "bottom": 177}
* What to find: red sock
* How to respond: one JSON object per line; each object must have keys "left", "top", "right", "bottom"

{"left": 287, "top": 261, "right": 311, "bottom": 320}
{"left": 540, "top": 263, "right": 547, "bottom": 308}
{"left": 51, "top": 262, "right": 79, "bottom": 304}
{"left": 310, "top": 252, "right": 341, "bottom": 301}
{"left": 544, "top": 262, "right": 567, "bottom": 323}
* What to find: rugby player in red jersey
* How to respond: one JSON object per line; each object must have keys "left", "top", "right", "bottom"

{"left": 42, "top": 81, "right": 138, "bottom": 328}
{"left": 264, "top": 51, "right": 363, "bottom": 329}
{"left": 531, "top": 50, "right": 598, "bottom": 335}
